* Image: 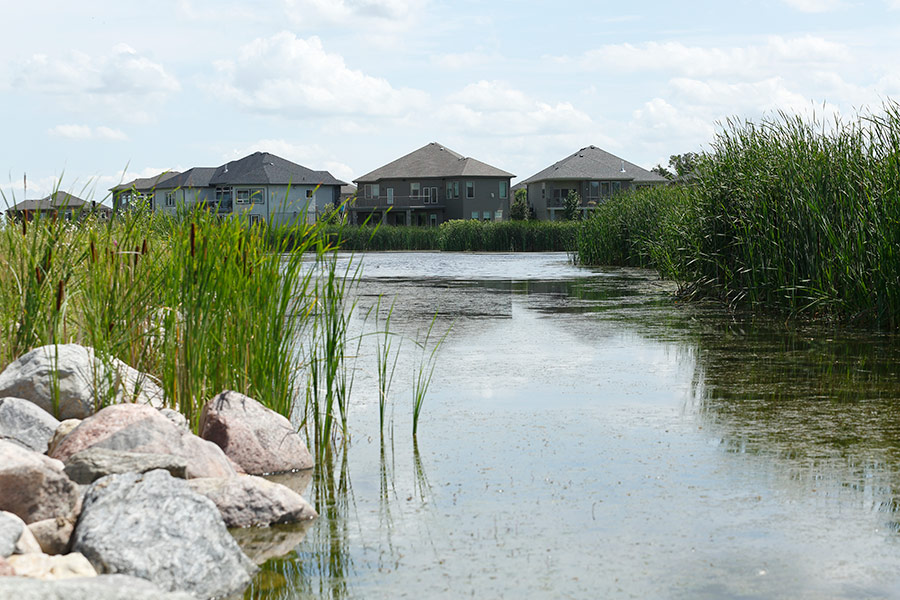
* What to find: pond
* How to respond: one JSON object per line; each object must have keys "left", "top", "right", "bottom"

{"left": 246, "top": 251, "right": 900, "bottom": 599}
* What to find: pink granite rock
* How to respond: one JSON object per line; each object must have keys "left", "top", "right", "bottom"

{"left": 199, "top": 391, "right": 312, "bottom": 475}
{"left": 0, "top": 441, "right": 79, "bottom": 524}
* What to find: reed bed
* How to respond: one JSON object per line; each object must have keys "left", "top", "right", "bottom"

{"left": 577, "top": 102, "right": 900, "bottom": 328}
{"left": 0, "top": 202, "right": 325, "bottom": 428}
{"left": 318, "top": 220, "right": 579, "bottom": 252}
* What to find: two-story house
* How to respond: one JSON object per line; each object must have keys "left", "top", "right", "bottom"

{"left": 111, "top": 152, "right": 345, "bottom": 225}
{"left": 5, "top": 191, "right": 112, "bottom": 222}
{"left": 518, "top": 146, "right": 668, "bottom": 220}
{"left": 351, "top": 142, "right": 514, "bottom": 226}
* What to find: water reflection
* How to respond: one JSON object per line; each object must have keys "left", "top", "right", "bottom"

{"left": 250, "top": 252, "right": 900, "bottom": 599}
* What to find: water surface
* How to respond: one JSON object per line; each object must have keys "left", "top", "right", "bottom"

{"left": 247, "top": 252, "right": 900, "bottom": 599}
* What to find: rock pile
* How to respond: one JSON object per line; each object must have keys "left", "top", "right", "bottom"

{"left": 0, "top": 344, "right": 317, "bottom": 599}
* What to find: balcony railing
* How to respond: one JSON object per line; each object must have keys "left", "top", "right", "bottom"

{"left": 351, "top": 195, "right": 446, "bottom": 210}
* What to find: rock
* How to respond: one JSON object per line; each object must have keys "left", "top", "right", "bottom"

{"left": 63, "top": 447, "right": 188, "bottom": 485}
{"left": 0, "top": 345, "right": 164, "bottom": 420}
{"left": 229, "top": 520, "right": 315, "bottom": 564}
{"left": 199, "top": 390, "right": 313, "bottom": 474}
{"left": 0, "top": 512, "right": 26, "bottom": 558}
{"left": 0, "top": 397, "right": 60, "bottom": 453}
{"left": 0, "top": 441, "right": 79, "bottom": 524}
{"left": 50, "top": 404, "right": 238, "bottom": 479}
{"left": 27, "top": 517, "right": 74, "bottom": 555}
{"left": 158, "top": 408, "right": 188, "bottom": 430}
{"left": 187, "top": 475, "right": 318, "bottom": 528}
{"left": 0, "top": 556, "right": 13, "bottom": 576}
{"left": 7, "top": 552, "right": 96, "bottom": 579}
{"left": 71, "top": 470, "right": 256, "bottom": 598}
{"left": 47, "top": 420, "right": 80, "bottom": 455}
{"left": 0, "top": 574, "right": 195, "bottom": 599}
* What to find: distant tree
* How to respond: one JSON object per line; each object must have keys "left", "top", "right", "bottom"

{"left": 652, "top": 164, "right": 674, "bottom": 180}
{"left": 563, "top": 190, "right": 581, "bottom": 221}
{"left": 510, "top": 188, "right": 529, "bottom": 221}
{"left": 668, "top": 152, "right": 700, "bottom": 178}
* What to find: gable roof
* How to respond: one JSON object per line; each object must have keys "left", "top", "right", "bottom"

{"left": 518, "top": 146, "right": 667, "bottom": 185}
{"left": 7, "top": 191, "right": 98, "bottom": 212}
{"left": 111, "top": 171, "right": 182, "bottom": 192}
{"left": 355, "top": 142, "right": 514, "bottom": 183}
{"left": 210, "top": 152, "right": 346, "bottom": 187}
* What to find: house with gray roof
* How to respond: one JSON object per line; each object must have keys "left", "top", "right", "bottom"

{"left": 518, "top": 146, "right": 668, "bottom": 220}
{"left": 5, "top": 191, "right": 112, "bottom": 222}
{"left": 111, "top": 152, "right": 346, "bottom": 225}
{"left": 352, "top": 142, "right": 514, "bottom": 226}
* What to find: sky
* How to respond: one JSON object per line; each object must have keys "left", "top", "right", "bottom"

{"left": 2, "top": 0, "right": 900, "bottom": 204}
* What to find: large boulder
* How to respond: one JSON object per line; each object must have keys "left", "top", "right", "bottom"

{"left": 0, "top": 345, "right": 164, "bottom": 420}
{"left": 186, "top": 475, "right": 318, "bottom": 528}
{"left": 0, "top": 441, "right": 79, "bottom": 525}
{"left": 71, "top": 470, "right": 256, "bottom": 598}
{"left": 0, "top": 397, "right": 60, "bottom": 453}
{"left": 0, "top": 574, "right": 195, "bottom": 599}
{"left": 199, "top": 390, "right": 313, "bottom": 474}
{"left": 7, "top": 552, "right": 96, "bottom": 579}
{"left": 63, "top": 447, "right": 188, "bottom": 485}
{"left": 50, "top": 404, "right": 238, "bottom": 479}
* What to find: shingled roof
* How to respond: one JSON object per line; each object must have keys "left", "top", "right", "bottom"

{"left": 355, "top": 142, "right": 514, "bottom": 183}
{"left": 110, "top": 171, "right": 182, "bottom": 192}
{"left": 7, "top": 191, "right": 93, "bottom": 211}
{"left": 518, "top": 146, "right": 667, "bottom": 185}
{"left": 210, "top": 152, "right": 346, "bottom": 186}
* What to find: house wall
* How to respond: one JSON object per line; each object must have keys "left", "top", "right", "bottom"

{"left": 526, "top": 179, "right": 643, "bottom": 220}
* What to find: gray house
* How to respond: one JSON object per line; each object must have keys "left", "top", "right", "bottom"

{"left": 5, "top": 191, "right": 112, "bottom": 222}
{"left": 111, "top": 152, "right": 346, "bottom": 225}
{"left": 352, "top": 142, "right": 514, "bottom": 226}
{"left": 518, "top": 146, "right": 668, "bottom": 220}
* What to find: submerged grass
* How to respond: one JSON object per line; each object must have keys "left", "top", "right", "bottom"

{"left": 577, "top": 101, "right": 900, "bottom": 328}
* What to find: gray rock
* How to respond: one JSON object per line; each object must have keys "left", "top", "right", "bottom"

{"left": 199, "top": 390, "right": 313, "bottom": 474}
{"left": 47, "top": 420, "right": 80, "bottom": 455}
{"left": 0, "top": 511, "right": 26, "bottom": 558}
{"left": 158, "top": 408, "right": 188, "bottom": 430}
{"left": 0, "top": 397, "right": 60, "bottom": 453}
{"left": 229, "top": 520, "right": 315, "bottom": 564}
{"left": 187, "top": 475, "right": 318, "bottom": 528}
{"left": 71, "top": 470, "right": 255, "bottom": 598}
{"left": 0, "top": 345, "right": 164, "bottom": 420}
{"left": 64, "top": 447, "right": 188, "bottom": 485}
{"left": 50, "top": 404, "right": 238, "bottom": 479}
{"left": 0, "top": 574, "right": 195, "bottom": 599}
{"left": 27, "top": 517, "right": 75, "bottom": 555}
{"left": 0, "top": 441, "right": 79, "bottom": 524}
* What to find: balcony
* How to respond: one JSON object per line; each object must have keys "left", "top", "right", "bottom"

{"left": 351, "top": 195, "right": 445, "bottom": 210}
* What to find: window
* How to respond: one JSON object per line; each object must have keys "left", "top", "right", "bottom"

{"left": 453, "top": 182, "right": 459, "bottom": 198}
{"left": 249, "top": 214, "right": 261, "bottom": 226}
{"left": 236, "top": 189, "right": 251, "bottom": 205}
{"left": 446, "top": 182, "right": 453, "bottom": 200}
{"left": 430, "top": 214, "right": 437, "bottom": 227}
{"left": 482, "top": 211, "right": 491, "bottom": 221}
{"left": 251, "top": 188, "right": 265, "bottom": 204}
{"left": 499, "top": 181, "right": 508, "bottom": 199}
{"left": 411, "top": 183, "right": 420, "bottom": 199}
{"left": 541, "top": 182, "right": 546, "bottom": 199}
{"left": 423, "top": 187, "right": 437, "bottom": 204}
{"left": 612, "top": 181, "right": 621, "bottom": 195}
{"left": 387, "top": 188, "right": 394, "bottom": 205}
{"left": 494, "top": 210, "right": 503, "bottom": 220}
{"left": 589, "top": 181, "right": 600, "bottom": 199}
{"left": 166, "top": 191, "right": 176, "bottom": 207}
{"left": 600, "top": 182, "right": 610, "bottom": 197}
{"left": 466, "top": 182, "right": 474, "bottom": 198}
{"left": 306, "top": 189, "right": 314, "bottom": 199}
{"left": 471, "top": 211, "right": 479, "bottom": 220}
{"left": 215, "top": 187, "right": 233, "bottom": 212}
{"left": 365, "top": 184, "right": 380, "bottom": 198}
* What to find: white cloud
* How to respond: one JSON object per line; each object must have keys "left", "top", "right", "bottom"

{"left": 213, "top": 32, "right": 429, "bottom": 118}
{"left": 283, "top": 0, "right": 425, "bottom": 30}
{"left": 781, "top": 0, "right": 847, "bottom": 12}
{"left": 439, "top": 80, "right": 594, "bottom": 136}
{"left": 48, "top": 124, "right": 128, "bottom": 141}
{"left": 14, "top": 45, "right": 180, "bottom": 122}
{"left": 569, "top": 35, "right": 849, "bottom": 79}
